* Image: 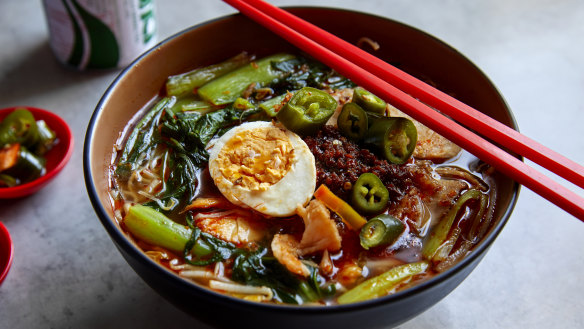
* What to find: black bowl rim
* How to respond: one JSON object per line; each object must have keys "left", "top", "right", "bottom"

{"left": 84, "top": 6, "right": 520, "bottom": 315}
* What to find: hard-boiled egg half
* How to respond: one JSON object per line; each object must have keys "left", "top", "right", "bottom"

{"left": 207, "top": 121, "right": 316, "bottom": 217}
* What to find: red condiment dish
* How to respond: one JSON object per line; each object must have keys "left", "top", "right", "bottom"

{"left": 0, "top": 106, "right": 74, "bottom": 198}
{"left": 0, "top": 222, "right": 13, "bottom": 285}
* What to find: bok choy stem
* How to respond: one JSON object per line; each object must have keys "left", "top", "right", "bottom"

{"left": 166, "top": 52, "right": 252, "bottom": 97}
{"left": 124, "top": 205, "right": 237, "bottom": 264}
{"left": 337, "top": 261, "right": 429, "bottom": 304}
{"left": 124, "top": 204, "right": 191, "bottom": 253}
{"left": 197, "top": 53, "right": 295, "bottom": 105}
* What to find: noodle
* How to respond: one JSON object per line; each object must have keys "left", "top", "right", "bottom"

{"left": 209, "top": 280, "right": 274, "bottom": 301}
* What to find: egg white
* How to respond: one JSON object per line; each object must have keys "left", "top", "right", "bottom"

{"left": 207, "top": 121, "right": 316, "bottom": 217}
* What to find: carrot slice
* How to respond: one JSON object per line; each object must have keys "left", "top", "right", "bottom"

{"left": 0, "top": 144, "right": 20, "bottom": 172}
{"left": 314, "top": 184, "right": 367, "bottom": 230}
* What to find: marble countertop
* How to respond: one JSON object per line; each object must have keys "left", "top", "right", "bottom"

{"left": 1, "top": 0, "right": 583, "bottom": 328}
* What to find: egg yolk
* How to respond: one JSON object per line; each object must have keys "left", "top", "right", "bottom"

{"left": 215, "top": 127, "right": 294, "bottom": 191}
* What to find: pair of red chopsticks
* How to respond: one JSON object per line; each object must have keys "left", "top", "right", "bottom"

{"left": 223, "top": 0, "right": 584, "bottom": 221}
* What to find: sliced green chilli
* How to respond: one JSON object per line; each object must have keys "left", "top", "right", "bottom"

{"left": 276, "top": 87, "right": 337, "bottom": 135}
{"left": 365, "top": 117, "right": 417, "bottom": 164}
{"left": 352, "top": 87, "right": 387, "bottom": 115}
{"left": 351, "top": 173, "right": 389, "bottom": 214}
{"left": 359, "top": 214, "right": 405, "bottom": 250}
{"left": 1, "top": 147, "right": 46, "bottom": 184}
{"left": 0, "top": 108, "right": 39, "bottom": 147}
{"left": 338, "top": 102, "right": 368, "bottom": 140}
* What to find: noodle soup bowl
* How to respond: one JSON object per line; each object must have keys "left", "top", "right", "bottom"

{"left": 84, "top": 7, "right": 519, "bottom": 329}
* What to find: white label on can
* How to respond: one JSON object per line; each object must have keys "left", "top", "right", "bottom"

{"left": 43, "top": 0, "right": 157, "bottom": 69}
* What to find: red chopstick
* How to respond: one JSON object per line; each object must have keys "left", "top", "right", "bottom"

{"left": 222, "top": 0, "right": 584, "bottom": 221}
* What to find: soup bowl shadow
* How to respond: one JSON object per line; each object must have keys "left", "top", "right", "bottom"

{"left": 84, "top": 7, "right": 519, "bottom": 329}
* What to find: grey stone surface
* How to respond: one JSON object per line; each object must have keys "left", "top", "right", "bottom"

{"left": 0, "top": 0, "right": 583, "bottom": 328}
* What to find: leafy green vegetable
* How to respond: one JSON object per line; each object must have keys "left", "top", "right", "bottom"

{"left": 270, "top": 57, "right": 355, "bottom": 94}
{"left": 231, "top": 248, "right": 333, "bottom": 304}
{"left": 161, "top": 111, "right": 205, "bottom": 162}
{"left": 192, "top": 107, "right": 240, "bottom": 146}
{"left": 144, "top": 151, "right": 198, "bottom": 212}
{"left": 231, "top": 248, "right": 303, "bottom": 304}
{"left": 115, "top": 97, "right": 175, "bottom": 181}
{"left": 183, "top": 226, "right": 238, "bottom": 266}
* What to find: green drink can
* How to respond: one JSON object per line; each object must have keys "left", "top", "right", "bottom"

{"left": 42, "top": 0, "right": 157, "bottom": 70}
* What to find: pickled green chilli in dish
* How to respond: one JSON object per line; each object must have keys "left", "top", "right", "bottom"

{"left": 0, "top": 108, "right": 57, "bottom": 187}
{"left": 109, "top": 52, "right": 498, "bottom": 305}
